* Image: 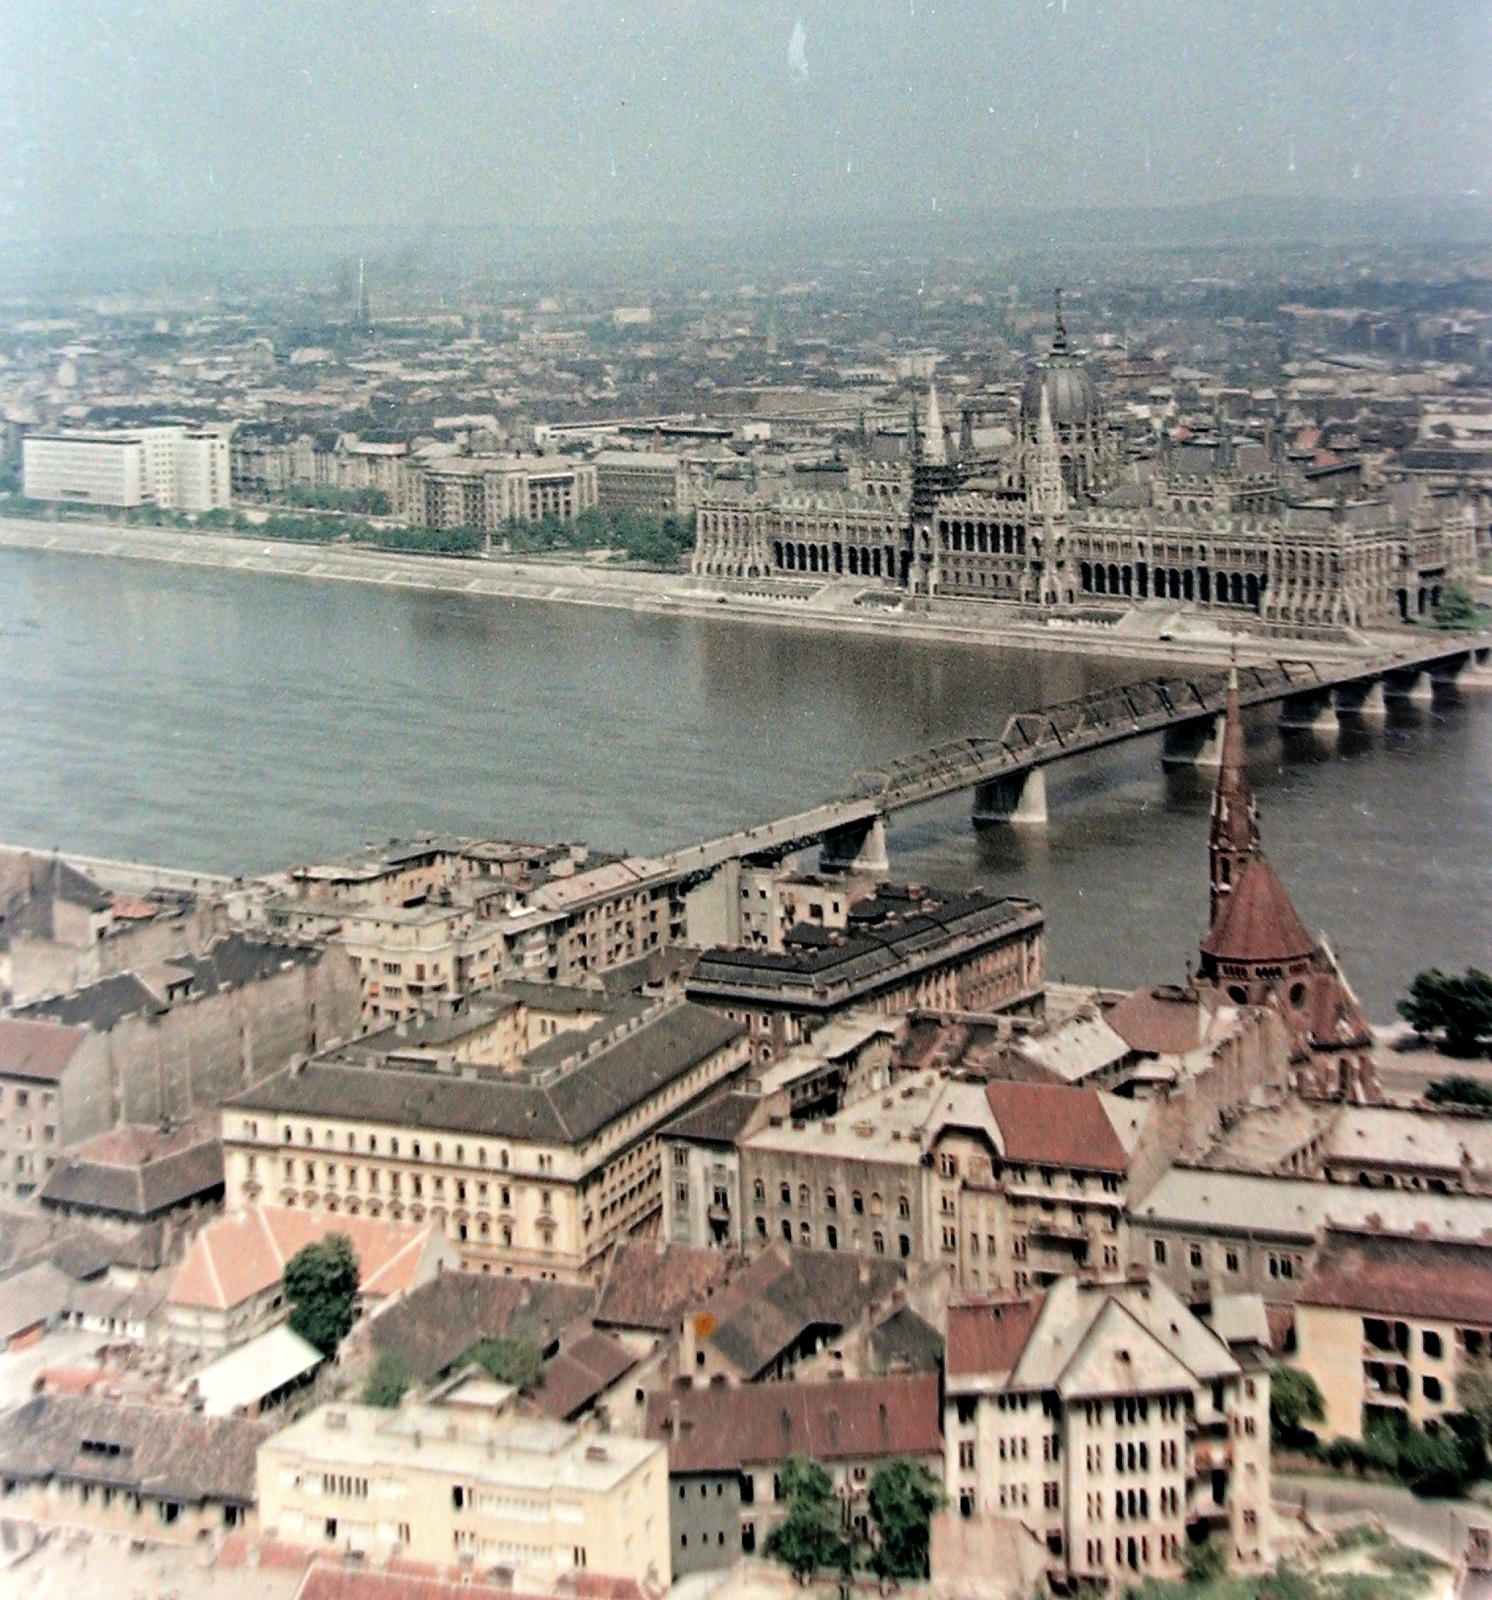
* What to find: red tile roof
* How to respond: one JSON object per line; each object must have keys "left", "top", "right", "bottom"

{"left": 594, "top": 1239, "right": 737, "bottom": 1333}
{"left": 1105, "top": 987, "right": 1205, "bottom": 1057}
{"left": 169, "top": 1206, "right": 432, "bottom": 1312}
{"left": 985, "top": 1081, "right": 1130, "bottom": 1173}
{"left": 946, "top": 1298, "right": 1044, "bottom": 1379}
{"left": 1200, "top": 855, "right": 1315, "bottom": 967}
{"left": 295, "top": 1563, "right": 542, "bottom": 1600}
{"left": 532, "top": 1331, "right": 638, "bottom": 1422}
{"left": 645, "top": 1374, "right": 942, "bottom": 1475}
{"left": 1300, "top": 1229, "right": 1492, "bottom": 1324}
{"left": 0, "top": 1019, "right": 87, "bottom": 1084}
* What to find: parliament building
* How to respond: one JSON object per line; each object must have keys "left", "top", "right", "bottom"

{"left": 692, "top": 307, "right": 1475, "bottom": 631}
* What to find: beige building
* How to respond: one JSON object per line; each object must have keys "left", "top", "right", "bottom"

{"left": 257, "top": 1375, "right": 671, "bottom": 1585}
{"left": 413, "top": 455, "right": 598, "bottom": 533}
{"left": 222, "top": 1000, "right": 750, "bottom": 1278}
{"left": 1294, "top": 1228, "right": 1492, "bottom": 1441}
{"left": 593, "top": 451, "right": 683, "bottom": 515}
{"left": 736, "top": 1075, "right": 1138, "bottom": 1297}
{"left": 944, "top": 1276, "right": 1270, "bottom": 1585}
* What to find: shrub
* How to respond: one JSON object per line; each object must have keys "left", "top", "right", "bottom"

{"left": 363, "top": 1350, "right": 411, "bottom": 1407}
{"left": 461, "top": 1334, "right": 545, "bottom": 1391}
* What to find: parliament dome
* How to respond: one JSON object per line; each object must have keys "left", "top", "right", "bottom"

{"left": 1019, "top": 305, "right": 1100, "bottom": 429}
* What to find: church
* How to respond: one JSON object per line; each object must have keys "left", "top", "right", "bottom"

{"left": 692, "top": 300, "right": 1475, "bottom": 631}
{"left": 1192, "top": 666, "right": 1380, "bottom": 1104}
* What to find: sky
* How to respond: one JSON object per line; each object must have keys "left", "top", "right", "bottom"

{"left": 1, "top": 1, "right": 1489, "bottom": 245}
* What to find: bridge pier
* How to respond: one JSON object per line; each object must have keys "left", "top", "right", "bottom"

{"left": 1160, "top": 714, "right": 1226, "bottom": 770}
{"left": 1384, "top": 667, "right": 1434, "bottom": 707}
{"left": 1335, "top": 678, "right": 1387, "bottom": 721}
{"left": 1278, "top": 687, "right": 1339, "bottom": 737}
{"left": 818, "top": 815, "right": 889, "bottom": 874}
{"left": 972, "top": 768, "right": 1048, "bottom": 827}
{"left": 1463, "top": 646, "right": 1492, "bottom": 688}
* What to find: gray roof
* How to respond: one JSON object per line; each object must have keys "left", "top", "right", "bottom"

{"left": 0, "top": 1394, "right": 269, "bottom": 1506}
{"left": 688, "top": 889, "right": 1040, "bottom": 1011}
{"left": 662, "top": 1091, "right": 761, "bottom": 1147}
{"left": 39, "top": 1130, "right": 224, "bottom": 1221}
{"left": 369, "top": 1273, "right": 595, "bottom": 1384}
{"left": 868, "top": 1306, "right": 945, "bottom": 1375}
{"left": 0, "top": 1262, "right": 74, "bottom": 1342}
{"left": 18, "top": 972, "right": 165, "bottom": 1030}
{"left": 164, "top": 932, "right": 323, "bottom": 996}
{"left": 230, "top": 1001, "right": 745, "bottom": 1150}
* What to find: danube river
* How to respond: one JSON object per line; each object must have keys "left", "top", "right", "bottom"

{"left": 1, "top": 546, "right": 1487, "bottom": 1019}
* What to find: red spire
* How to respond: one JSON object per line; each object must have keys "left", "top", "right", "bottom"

{"left": 1208, "top": 657, "right": 1258, "bottom": 925}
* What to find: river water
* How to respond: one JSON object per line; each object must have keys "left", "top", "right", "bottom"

{"left": 1, "top": 546, "right": 1487, "bottom": 1020}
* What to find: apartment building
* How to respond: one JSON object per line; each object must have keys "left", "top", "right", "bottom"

{"left": 645, "top": 1376, "right": 942, "bottom": 1575}
{"left": 258, "top": 1375, "right": 670, "bottom": 1585}
{"left": 1294, "top": 1228, "right": 1492, "bottom": 1441}
{"left": 222, "top": 1000, "right": 750, "bottom": 1278}
{"left": 944, "top": 1276, "right": 1271, "bottom": 1585}
{"left": 728, "top": 1075, "right": 1138, "bottom": 1297}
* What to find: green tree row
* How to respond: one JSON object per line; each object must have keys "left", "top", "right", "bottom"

{"left": 765, "top": 1454, "right": 943, "bottom": 1582}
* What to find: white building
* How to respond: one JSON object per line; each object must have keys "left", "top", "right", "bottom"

{"left": 944, "top": 1275, "right": 1271, "bottom": 1585}
{"left": 23, "top": 427, "right": 230, "bottom": 511}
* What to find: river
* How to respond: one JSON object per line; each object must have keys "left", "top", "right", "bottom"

{"left": 1, "top": 546, "right": 1487, "bottom": 1020}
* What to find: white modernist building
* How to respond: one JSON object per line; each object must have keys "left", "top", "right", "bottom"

{"left": 23, "top": 427, "right": 231, "bottom": 511}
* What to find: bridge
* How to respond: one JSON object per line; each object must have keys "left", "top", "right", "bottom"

{"left": 661, "top": 637, "right": 1490, "bottom": 903}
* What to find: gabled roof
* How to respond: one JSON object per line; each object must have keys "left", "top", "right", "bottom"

{"left": 984, "top": 1081, "right": 1131, "bottom": 1174}
{"left": 193, "top": 1323, "right": 323, "bottom": 1416}
{"left": 946, "top": 1298, "right": 1045, "bottom": 1380}
{"left": 1200, "top": 855, "right": 1315, "bottom": 967}
{"left": 645, "top": 1374, "right": 942, "bottom": 1474}
{"left": 39, "top": 1121, "right": 223, "bottom": 1220}
{"left": 369, "top": 1273, "right": 594, "bottom": 1384}
{"left": 169, "top": 1206, "right": 432, "bottom": 1312}
{"left": 0, "top": 1018, "right": 89, "bottom": 1083}
{"left": 699, "top": 1244, "right": 904, "bottom": 1379}
{"left": 1055, "top": 1297, "right": 1198, "bottom": 1400}
{"left": 532, "top": 1331, "right": 637, "bottom": 1422}
{"left": 593, "top": 1239, "right": 737, "bottom": 1334}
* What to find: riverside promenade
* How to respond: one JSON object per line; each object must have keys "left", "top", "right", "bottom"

{"left": 0, "top": 515, "right": 1383, "bottom": 670}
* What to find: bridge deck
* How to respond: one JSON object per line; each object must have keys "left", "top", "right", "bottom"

{"left": 661, "top": 638, "right": 1486, "bottom": 877}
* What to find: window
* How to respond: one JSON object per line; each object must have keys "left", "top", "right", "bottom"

{"left": 1153, "top": 1240, "right": 1167, "bottom": 1265}
{"left": 872, "top": 1232, "right": 885, "bottom": 1255}
{"left": 852, "top": 1192, "right": 864, "bottom": 1215}
{"left": 826, "top": 1225, "right": 838, "bottom": 1250}
{"left": 825, "top": 1188, "right": 837, "bottom": 1212}
{"left": 756, "top": 1216, "right": 767, "bottom": 1239}
{"left": 898, "top": 1194, "right": 911, "bottom": 1219}
{"left": 958, "top": 1441, "right": 976, "bottom": 1469}
{"left": 780, "top": 1183, "right": 791, "bottom": 1206}
{"left": 1424, "top": 1375, "right": 1443, "bottom": 1403}
{"left": 754, "top": 1179, "right": 765, "bottom": 1202}
{"left": 781, "top": 1220, "right": 792, "bottom": 1242}
{"left": 1423, "top": 1330, "right": 1443, "bottom": 1359}
{"left": 1189, "top": 1245, "right": 1203, "bottom": 1269}
{"left": 1226, "top": 1250, "right": 1240, "bottom": 1273}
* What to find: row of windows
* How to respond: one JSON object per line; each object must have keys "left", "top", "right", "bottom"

{"left": 757, "top": 1216, "right": 911, "bottom": 1256}
{"left": 759, "top": 1179, "right": 912, "bottom": 1219}
{"left": 263, "top": 1121, "right": 529, "bottom": 1170}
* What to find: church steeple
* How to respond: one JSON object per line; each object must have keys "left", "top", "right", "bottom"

{"left": 1208, "top": 659, "right": 1259, "bottom": 924}
{"left": 924, "top": 382, "right": 947, "bottom": 465}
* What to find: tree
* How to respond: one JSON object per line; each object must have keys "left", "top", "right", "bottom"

{"left": 1270, "top": 1365, "right": 1326, "bottom": 1445}
{"left": 1398, "top": 968, "right": 1492, "bottom": 1057}
{"left": 764, "top": 1455, "right": 844, "bottom": 1581}
{"left": 1426, "top": 1076, "right": 1492, "bottom": 1112}
{"left": 284, "top": 1234, "right": 359, "bottom": 1356}
{"left": 461, "top": 1335, "right": 545, "bottom": 1392}
{"left": 363, "top": 1349, "right": 411, "bottom": 1408}
{"left": 867, "top": 1458, "right": 944, "bottom": 1579}
{"left": 1432, "top": 584, "right": 1480, "bottom": 631}
{"left": 1458, "top": 1362, "right": 1492, "bottom": 1438}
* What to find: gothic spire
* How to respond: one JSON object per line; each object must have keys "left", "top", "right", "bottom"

{"left": 924, "top": 382, "right": 947, "bottom": 465}
{"left": 1208, "top": 655, "right": 1259, "bottom": 925}
{"left": 1052, "top": 286, "right": 1068, "bottom": 353}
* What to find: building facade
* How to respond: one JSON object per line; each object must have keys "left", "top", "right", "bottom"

{"left": 24, "top": 427, "right": 230, "bottom": 512}
{"left": 258, "top": 1380, "right": 671, "bottom": 1586}
{"left": 944, "top": 1276, "right": 1270, "bottom": 1585}
{"left": 221, "top": 1000, "right": 751, "bottom": 1279}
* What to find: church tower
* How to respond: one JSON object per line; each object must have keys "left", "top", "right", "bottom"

{"left": 1208, "top": 663, "right": 1259, "bottom": 924}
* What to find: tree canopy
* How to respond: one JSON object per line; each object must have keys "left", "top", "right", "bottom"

{"left": 764, "top": 1455, "right": 851, "bottom": 1581}
{"left": 363, "top": 1349, "right": 411, "bottom": 1408}
{"left": 1270, "top": 1365, "right": 1326, "bottom": 1445}
{"left": 283, "top": 1233, "right": 359, "bottom": 1356}
{"left": 461, "top": 1334, "right": 545, "bottom": 1392}
{"left": 1431, "top": 583, "right": 1481, "bottom": 631}
{"left": 1397, "top": 968, "right": 1492, "bottom": 1057}
{"left": 867, "top": 1458, "right": 944, "bottom": 1578}
{"left": 1425, "top": 1075, "right": 1492, "bottom": 1112}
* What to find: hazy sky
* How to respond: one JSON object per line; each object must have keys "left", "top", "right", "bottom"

{"left": 2, "top": 1, "right": 1489, "bottom": 243}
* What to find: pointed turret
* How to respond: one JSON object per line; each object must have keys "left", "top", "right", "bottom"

{"left": 1208, "top": 659, "right": 1259, "bottom": 924}
{"left": 924, "top": 382, "right": 947, "bottom": 465}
